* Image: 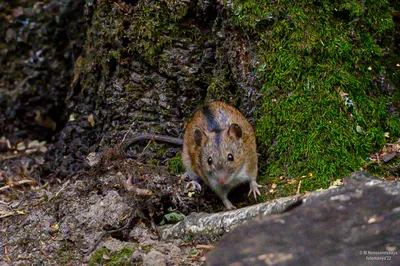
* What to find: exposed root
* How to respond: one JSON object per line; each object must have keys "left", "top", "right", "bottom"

{"left": 0, "top": 179, "right": 38, "bottom": 193}
{"left": 123, "top": 173, "right": 153, "bottom": 196}
{"left": 82, "top": 219, "right": 131, "bottom": 255}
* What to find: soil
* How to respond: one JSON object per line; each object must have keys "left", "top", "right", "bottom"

{"left": 0, "top": 148, "right": 221, "bottom": 265}
{"left": 0, "top": 1, "right": 256, "bottom": 264}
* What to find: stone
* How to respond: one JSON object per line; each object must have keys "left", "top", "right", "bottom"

{"left": 207, "top": 172, "right": 400, "bottom": 265}
{"left": 143, "top": 250, "right": 167, "bottom": 266}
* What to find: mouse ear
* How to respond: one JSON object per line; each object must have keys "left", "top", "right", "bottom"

{"left": 194, "top": 129, "right": 207, "bottom": 146}
{"left": 228, "top": 123, "right": 242, "bottom": 140}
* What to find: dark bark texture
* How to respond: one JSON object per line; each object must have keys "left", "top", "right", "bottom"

{"left": 0, "top": 0, "right": 86, "bottom": 142}
{"left": 46, "top": 0, "right": 262, "bottom": 176}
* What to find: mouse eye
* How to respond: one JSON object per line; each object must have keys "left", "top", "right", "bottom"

{"left": 207, "top": 157, "right": 213, "bottom": 165}
{"left": 227, "top": 153, "right": 234, "bottom": 161}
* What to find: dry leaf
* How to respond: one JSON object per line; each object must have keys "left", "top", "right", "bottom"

{"left": 35, "top": 111, "right": 57, "bottom": 131}
{"left": 88, "top": 114, "right": 95, "bottom": 127}
{"left": 381, "top": 152, "right": 396, "bottom": 163}
{"left": 17, "top": 142, "right": 26, "bottom": 151}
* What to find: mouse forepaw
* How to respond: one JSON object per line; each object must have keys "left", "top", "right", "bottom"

{"left": 186, "top": 180, "right": 202, "bottom": 191}
{"left": 248, "top": 180, "right": 262, "bottom": 200}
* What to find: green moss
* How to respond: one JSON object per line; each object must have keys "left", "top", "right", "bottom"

{"left": 109, "top": 49, "right": 122, "bottom": 62}
{"left": 89, "top": 247, "right": 135, "bottom": 266}
{"left": 168, "top": 154, "right": 185, "bottom": 174}
{"left": 141, "top": 244, "right": 153, "bottom": 253}
{"left": 84, "top": 0, "right": 203, "bottom": 75}
{"left": 55, "top": 243, "right": 74, "bottom": 265}
{"left": 230, "top": 0, "right": 399, "bottom": 196}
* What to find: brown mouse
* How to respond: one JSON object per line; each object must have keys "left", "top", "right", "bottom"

{"left": 124, "top": 101, "right": 261, "bottom": 210}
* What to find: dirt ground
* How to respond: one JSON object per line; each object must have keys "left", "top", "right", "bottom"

{"left": 0, "top": 145, "right": 225, "bottom": 265}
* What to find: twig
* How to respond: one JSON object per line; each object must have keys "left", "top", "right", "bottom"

{"left": 82, "top": 219, "right": 131, "bottom": 255}
{"left": 140, "top": 139, "right": 153, "bottom": 155}
{"left": 296, "top": 180, "right": 302, "bottom": 195}
{"left": 5, "top": 245, "right": 11, "bottom": 262}
{"left": 40, "top": 243, "right": 51, "bottom": 259}
{"left": 0, "top": 154, "right": 20, "bottom": 161}
{"left": 120, "top": 121, "right": 136, "bottom": 145}
{"left": 196, "top": 244, "right": 214, "bottom": 250}
{"left": 0, "top": 179, "right": 38, "bottom": 192}
{"left": 49, "top": 180, "right": 70, "bottom": 201}
{"left": 124, "top": 174, "right": 153, "bottom": 196}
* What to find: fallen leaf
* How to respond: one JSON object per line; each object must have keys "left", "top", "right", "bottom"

{"left": 17, "top": 142, "right": 26, "bottom": 151}
{"left": 28, "top": 140, "right": 40, "bottom": 149}
{"left": 330, "top": 179, "right": 343, "bottom": 187}
{"left": 103, "top": 253, "right": 110, "bottom": 260}
{"left": 159, "top": 212, "right": 185, "bottom": 225}
{"left": 356, "top": 125, "right": 364, "bottom": 134}
{"left": 381, "top": 152, "right": 396, "bottom": 163}
{"left": 35, "top": 111, "right": 57, "bottom": 131}
{"left": 12, "top": 7, "right": 24, "bottom": 17}
{"left": 72, "top": 56, "right": 82, "bottom": 87}
{"left": 88, "top": 114, "right": 95, "bottom": 127}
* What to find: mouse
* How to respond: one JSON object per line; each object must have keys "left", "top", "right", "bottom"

{"left": 124, "top": 101, "right": 261, "bottom": 210}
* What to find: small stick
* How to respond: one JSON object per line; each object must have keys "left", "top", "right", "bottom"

{"left": 123, "top": 134, "right": 182, "bottom": 151}
{"left": 196, "top": 244, "right": 214, "bottom": 250}
{"left": 5, "top": 245, "right": 11, "bottom": 262}
{"left": 296, "top": 180, "right": 302, "bottom": 195}
{"left": 0, "top": 155, "right": 20, "bottom": 161}
{"left": 0, "top": 179, "right": 37, "bottom": 192}
{"left": 124, "top": 174, "right": 153, "bottom": 196}
{"left": 40, "top": 244, "right": 51, "bottom": 259}
{"left": 82, "top": 220, "right": 131, "bottom": 255}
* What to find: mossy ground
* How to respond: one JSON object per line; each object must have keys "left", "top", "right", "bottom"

{"left": 88, "top": 247, "right": 135, "bottom": 266}
{"left": 229, "top": 0, "right": 399, "bottom": 198}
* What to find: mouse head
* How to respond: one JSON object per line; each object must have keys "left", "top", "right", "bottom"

{"left": 194, "top": 123, "right": 244, "bottom": 186}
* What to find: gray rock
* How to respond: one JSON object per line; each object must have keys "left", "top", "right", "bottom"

{"left": 159, "top": 196, "right": 300, "bottom": 240}
{"left": 143, "top": 250, "right": 167, "bottom": 266}
{"left": 207, "top": 172, "right": 400, "bottom": 265}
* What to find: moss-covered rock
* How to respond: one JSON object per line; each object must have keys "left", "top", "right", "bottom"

{"left": 228, "top": 0, "right": 399, "bottom": 197}
{"left": 89, "top": 247, "right": 135, "bottom": 266}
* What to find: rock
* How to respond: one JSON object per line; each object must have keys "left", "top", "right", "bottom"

{"left": 75, "top": 190, "right": 129, "bottom": 229}
{"left": 143, "top": 250, "right": 167, "bottom": 266}
{"left": 207, "top": 172, "right": 400, "bottom": 265}
{"left": 100, "top": 237, "right": 136, "bottom": 252}
{"left": 129, "top": 226, "right": 157, "bottom": 243}
{"left": 71, "top": 190, "right": 131, "bottom": 248}
{"left": 86, "top": 152, "right": 101, "bottom": 167}
{"left": 159, "top": 196, "right": 300, "bottom": 240}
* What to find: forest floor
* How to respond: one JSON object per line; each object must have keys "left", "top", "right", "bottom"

{"left": 1, "top": 137, "right": 399, "bottom": 265}
{"left": 0, "top": 146, "right": 218, "bottom": 265}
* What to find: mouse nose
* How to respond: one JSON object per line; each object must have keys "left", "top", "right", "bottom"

{"left": 218, "top": 177, "right": 226, "bottom": 185}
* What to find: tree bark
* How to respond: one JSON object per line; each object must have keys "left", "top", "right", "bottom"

{"left": 48, "top": 0, "right": 262, "bottom": 176}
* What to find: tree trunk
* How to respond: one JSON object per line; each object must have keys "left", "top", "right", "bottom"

{"left": 48, "top": 0, "right": 262, "bottom": 176}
